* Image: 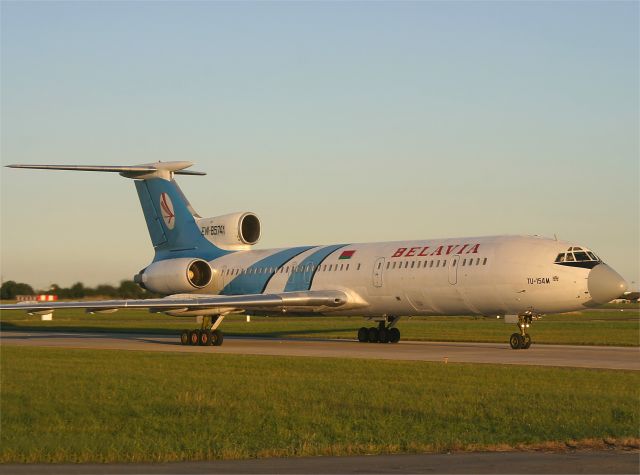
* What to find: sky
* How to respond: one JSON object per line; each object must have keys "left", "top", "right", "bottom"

{"left": 1, "top": 1, "right": 638, "bottom": 289}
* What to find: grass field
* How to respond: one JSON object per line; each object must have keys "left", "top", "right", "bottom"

{"left": 1, "top": 346, "right": 638, "bottom": 463}
{"left": 1, "top": 305, "right": 639, "bottom": 346}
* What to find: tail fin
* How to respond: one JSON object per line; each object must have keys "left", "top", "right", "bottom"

{"left": 6, "top": 161, "right": 229, "bottom": 262}
{"left": 135, "top": 178, "right": 227, "bottom": 261}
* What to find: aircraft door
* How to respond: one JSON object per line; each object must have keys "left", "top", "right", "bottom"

{"left": 290, "top": 261, "right": 301, "bottom": 288}
{"left": 448, "top": 255, "right": 459, "bottom": 285}
{"left": 304, "top": 262, "right": 314, "bottom": 288}
{"left": 373, "top": 257, "right": 385, "bottom": 287}
{"left": 221, "top": 265, "right": 227, "bottom": 288}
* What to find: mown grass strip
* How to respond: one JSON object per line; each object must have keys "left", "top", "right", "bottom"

{"left": 1, "top": 346, "right": 638, "bottom": 462}
{"left": 2, "top": 307, "right": 639, "bottom": 346}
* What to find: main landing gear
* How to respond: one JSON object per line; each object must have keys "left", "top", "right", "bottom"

{"left": 180, "top": 315, "right": 225, "bottom": 347}
{"left": 509, "top": 314, "right": 534, "bottom": 350}
{"left": 357, "top": 317, "right": 401, "bottom": 344}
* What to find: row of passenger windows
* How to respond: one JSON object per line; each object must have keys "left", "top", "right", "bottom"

{"left": 222, "top": 262, "right": 359, "bottom": 277}
{"left": 382, "top": 257, "right": 488, "bottom": 270}
{"left": 221, "top": 256, "right": 489, "bottom": 277}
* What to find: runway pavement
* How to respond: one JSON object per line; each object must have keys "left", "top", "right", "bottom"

{"left": 0, "top": 451, "right": 638, "bottom": 474}
{"left": 1, "top": 330, "right": 638, "bottom": 370}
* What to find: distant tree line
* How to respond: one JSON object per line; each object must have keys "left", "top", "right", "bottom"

{"left": 0, "top": 280, "right": 158, "bottom": 300}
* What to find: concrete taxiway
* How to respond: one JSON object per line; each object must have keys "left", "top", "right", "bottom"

{"left": 1, "top": 451, "right": 638, "bottom": 474}
{"left": 1, "top": 330, "right": 638, "bottom": 370}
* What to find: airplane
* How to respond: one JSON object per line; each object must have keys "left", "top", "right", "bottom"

{"left": 0, "top": 161, "right": 628, "bottom": 350}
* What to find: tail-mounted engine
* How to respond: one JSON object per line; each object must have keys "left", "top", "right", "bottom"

{"left": 134, "top": 258, "right": 212, "bottom": 295}
{"left": 196, "top": 212, "right": 261, "bottom": 250}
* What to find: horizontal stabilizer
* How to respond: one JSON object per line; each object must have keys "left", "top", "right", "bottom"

{"left": 6, "top": 161, "right": 206, "bottom": 179}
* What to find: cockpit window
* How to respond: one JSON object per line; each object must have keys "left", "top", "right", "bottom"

{"left": 554, "top": 246, "right": 601, "bottom": 269}
{"left": 573, "top": 251, "right": 589, "bottom": 261}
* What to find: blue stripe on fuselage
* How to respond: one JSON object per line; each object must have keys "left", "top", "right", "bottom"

{"left": 283, "top": 244, "right": 349, "bottom": 292}
{"left": 220, "top": 246, "right": 315, "bottom": 295}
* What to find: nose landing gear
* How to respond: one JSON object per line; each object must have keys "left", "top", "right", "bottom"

{"left": 509, "top": 313, "right": 535, "bottom": 350}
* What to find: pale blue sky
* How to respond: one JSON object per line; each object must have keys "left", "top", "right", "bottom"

{"left": 1, "top": 1, "right": 638, "bottom": 289}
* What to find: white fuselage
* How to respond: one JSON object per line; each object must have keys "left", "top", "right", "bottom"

{"left": 199, "top": 235, "right": 595, "bottom": 317}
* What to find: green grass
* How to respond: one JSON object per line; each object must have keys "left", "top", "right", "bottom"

{"left": 1, "top": 306, "right": 638, "bottom": 346}
{"left": 1, "top": 346, "right": 638, "bottom": 463}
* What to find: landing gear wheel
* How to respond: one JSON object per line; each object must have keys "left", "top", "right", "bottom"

{"left": 357, "top": 327, "right": 368, "bottom": 343}
{"left": 509, "top": 333, "right": 523, "bottom": 350}
{"left": 367, "top": 327, "right": 379, "bottom": 343}
{"left": 389, "top": 327, "right": 401, "bottom": 343}
{"left": 199, "top": 330, "right": 212, "bottom": 346}
{"left": 378, "top": 328, "right": 389, "bottom": 343}
{"left": 212, "top": 329, "right": 224, "bottom": 346}
{"left": 180, "top": 330, "right": 190, "bottom": 345}
{"left": 522, "top": 334, "right": 532, "bottom": 349}
{"left": 189, "top": 330, "right": 200, "bottom": 346}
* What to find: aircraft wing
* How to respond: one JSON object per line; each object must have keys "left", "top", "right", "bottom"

{"left": 0, "top": 290, "right": 350, "bottom": 315}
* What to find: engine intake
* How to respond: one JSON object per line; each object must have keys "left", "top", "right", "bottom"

{"left": 135, "top": 258, "right": 212, "bottom": 295}
{"left": 196, "top": 212, "right": 261, "bottom": 250}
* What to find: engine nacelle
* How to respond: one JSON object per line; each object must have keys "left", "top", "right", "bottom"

{"left": 196, "top": 212, "right": 261, "bottom": 250}
{"left": 135, "top": 258, "right": 212, "bottom": 295}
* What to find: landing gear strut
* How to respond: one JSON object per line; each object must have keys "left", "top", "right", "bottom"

{"left": 509, "top": 314, "right": 533, "bottom": 350}
{"left": 358, "top": 317, "right": 400, "bottom": 344}
{"left": 180, "top": 315, "right": 225, "bottom": 347}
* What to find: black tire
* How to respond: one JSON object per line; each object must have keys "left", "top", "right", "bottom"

{"left": 389, "top": 327, "right": 401, "bottom": 343}
{"left": 189, "top": 330, "right": 200, "bottom": 346}
{"left": 378, "top": 327, "right": 389, "bottom": 343}
{"left": 180, "top": 330, "right": 190, "bottom": 345}
{"left": 522, "top": 334, "right": 532, "bottom": 349}
{"left": 212, "top": 330, "right": 224, "bottom": 346}
{"left": 367, "top": 327, "right": 379, "bottom": 343}
{"left": 357, "top": 327, "right": 368, "bottom": 343}
{"left": 509, "top": 333, "right": 523, "bottom": 350}
{"left": 199, "top": 330, "right": 212, "bottom": 346}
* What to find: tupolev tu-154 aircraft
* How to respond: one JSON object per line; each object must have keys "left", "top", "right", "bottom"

{"left": 0, "top": 161, "right": 628, "bottom": 349}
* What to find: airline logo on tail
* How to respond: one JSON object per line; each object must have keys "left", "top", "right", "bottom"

{"left": 160, "top": 192, "right": 175, "bottom": 229}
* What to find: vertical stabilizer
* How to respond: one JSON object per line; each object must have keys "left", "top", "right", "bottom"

{"left": 134, "top": 178, "right": 229, "bottom": 261}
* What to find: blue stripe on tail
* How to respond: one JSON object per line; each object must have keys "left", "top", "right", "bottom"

{"left": 134, "top": 178, "right": 229, "bottom": 261}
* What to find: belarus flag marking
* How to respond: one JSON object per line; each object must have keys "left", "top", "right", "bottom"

{"left": 339, "top": 250, "right": 356, "bottom": 260}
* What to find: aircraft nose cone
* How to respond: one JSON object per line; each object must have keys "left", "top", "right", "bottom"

{"left": 588, "top": 264, "right": 628, "bottom": 304}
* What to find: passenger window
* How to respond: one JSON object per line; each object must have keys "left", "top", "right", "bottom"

{"left": 392, "top": 262, "right": 396, "bottom": 269}
{"left": 430, "top": 261, "right": 434, "bottom": 268}
{"left": 483, "top": 258, "right": 487, "bottom": 265}
{"left": 442, "top": 260, "right": 446, "bottom": 266}
{"left": 411, "top": 261, "right": 415, "bottom": 268}
{"left": 377, "top": 262, "right": 382, "bottom": 269}
{"left": 329, "top": 265, "right": 333, "bottom": 271}
{"left": 386, "top": 262, "right": 390, "bottom": 269}
{"left": 462, "top": 259, "right": 466, "bottom": 266}
{"left": 565, "top": 253, "right": 575, "bottom": 262}
{"left": 357, "top": 263, "right": 361, "bottom": 270}
{"left": 346, "top": 264, "right": 350, "bottom": 270}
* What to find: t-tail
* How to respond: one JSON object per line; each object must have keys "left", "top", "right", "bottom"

{"left": 5, "top": 161, "right": 231, "bottom": 263}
